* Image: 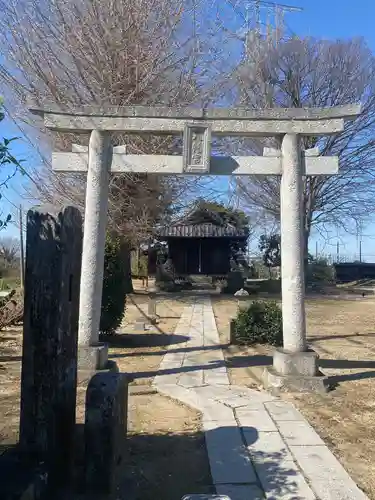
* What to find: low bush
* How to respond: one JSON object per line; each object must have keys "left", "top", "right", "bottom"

{"left": 232, "top": 300, "right": 283, "bottom": 346}
{"left": 307, "top": 257, "right": 335, "bottom": 285}
{"left": 100, "top": 234, "right": 128, "bottom": 335}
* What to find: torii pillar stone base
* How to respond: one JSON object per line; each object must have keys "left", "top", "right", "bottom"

{"left": 264, "top": 349, "right": 329, "bottom": 394}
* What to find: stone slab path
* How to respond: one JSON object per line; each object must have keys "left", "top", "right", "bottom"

{"left": 153, "top": 297, "right": 369, "bottom": 500}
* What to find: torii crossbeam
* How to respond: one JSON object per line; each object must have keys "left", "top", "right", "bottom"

{"left": 53, "top": 147, "right": 338, "bottom": 176}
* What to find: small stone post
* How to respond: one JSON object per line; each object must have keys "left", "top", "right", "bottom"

{"left": 78, "top": 130, "right": 112, "bottom": 370}
{"left": 84, "top": 372, "right": 128, "bottom": 494}
{"left": 148, "top": 293, "right": 156, "bottom": 316}
{"left": 19, "top": 205, "right": 82, "bottom": 491}
{"left": 148, "top": 288, "right": 158, "bottom": 324}
{"left": 280, "top": 134, "right": 306, "bottom": 352}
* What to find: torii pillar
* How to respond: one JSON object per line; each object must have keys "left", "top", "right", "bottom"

{"left": 280, "top": 134, "right": 306, "bottom": 352}
{"left": 266, "top": 134, "right": 320, "bottom": 392}
{"left": 76, "top": 131, "right": 112, "bottom": 370}
{"left": 29, "top": 103, "right": 360, "bottom": 387}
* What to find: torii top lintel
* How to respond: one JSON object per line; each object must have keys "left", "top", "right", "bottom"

{"left": 28, "top": 101, "right": 361, "bottom": 136}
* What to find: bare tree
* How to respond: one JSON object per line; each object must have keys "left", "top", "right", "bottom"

{"left": 0, "top": 0, "right": 221, "bottom": 248}
{"left": 232, "top": 34, "right": 375, "bottom": 262}
{"left": 0, "top": 237, "right": 20, "bottom": 267}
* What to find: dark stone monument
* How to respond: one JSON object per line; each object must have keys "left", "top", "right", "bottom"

{"left": 229, "top": 319, "right": 237, "bottom": 345}
{"left": 84, "top": 371, "right": 129, "bottom": 494}
{"left": 224, "top": 271, "right": 244, "bottom": 294}
{"left": 19, "top": 205, "right": 83, "bottom": 493}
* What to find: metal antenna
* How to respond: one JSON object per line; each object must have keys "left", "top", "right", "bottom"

{"left": 242, "top": 0, "right": 302, "bottom": 63}
{"left": 255, "top": 0, "right": 261, "bottom": 37}
{"left": 235, "top": 0, "right": 302, "bottom": 39}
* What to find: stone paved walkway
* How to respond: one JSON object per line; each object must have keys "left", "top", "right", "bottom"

{"left": 153, "top": 297, "right": 369, "bottom": 500}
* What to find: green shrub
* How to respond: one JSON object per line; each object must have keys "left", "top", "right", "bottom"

{"left": 252, "top": 279, "right": 281, "bottom": 294}
{"left": 100, "top": 234, "right": 128, "bottom": 334}
{"left": 232, "top": 300, "right": 283, "bottom": 346}
{"left": 307, "top": 258, "right": 335, "bottom": 285}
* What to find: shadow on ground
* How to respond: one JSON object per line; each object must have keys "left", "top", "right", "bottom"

{"left": 0, "top": 343, "right": 22, "bottom": 363}
{"left": 226, "top": 352, "right": 375, "bottom": 385}
{"left": 225, "top": 351, "right": 375, "bottom": 386}
{"left": 0, "top": 336, "right": 20, "bottom": 343}
{"left": 101, "top": 333, "right": 189, "bottom": 349}
{"left": 320, "top": 357, "right": 375, "bottom": 383}
{"left": 1, "top": 421, "right": 306, "bottom": 500}
{"left": 309, "top": 332, "right": 375, "bottom": 342}
{"left": 68, "top": 425, "right": 302, "bottom": 500}
{"left": 108, "top": 343, "right": 226, "bottom": 359}
{"left": 0, "top": 444, "right": 49, "bottom": 500}
{"left": 112, "top": 343, "right": 375, "bottom": 386}
{"left": 0, "top": 354, "right": 22, "bottom": 363}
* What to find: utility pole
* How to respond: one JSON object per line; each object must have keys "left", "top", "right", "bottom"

{"left": 234, "top": 0, "right": 302, "bottom": 102}
{"left": 234, "top": 0, "right": 302, "bottom": 47}
{"left": 19, "top": 205, "right": 25, "bottom": 290}
{"left": 358, "top": 221, "right": 363, "bottom": 263}
{"left": 243, "top": 0, "right": 302, "bottom": 37}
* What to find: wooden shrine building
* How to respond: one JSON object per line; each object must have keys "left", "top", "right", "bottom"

{"left": 156, "top": 207, "right": 248, "bottom": 276}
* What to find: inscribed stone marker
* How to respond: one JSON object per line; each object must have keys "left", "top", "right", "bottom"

{"left": 183, "top": 123, "right": 211, "bottom": 172}
{"left": 19, "top": 205, "right": 82, "bottom": 491}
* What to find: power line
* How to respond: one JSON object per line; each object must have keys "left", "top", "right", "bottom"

{"left": 228, "top": 0, "right": 302, "bottom": 71}
{"left": 231, "top": 0, "right": 302, "bottom": 33}
{"left": 2, "top": 192, "right": 21, "bottom": 212}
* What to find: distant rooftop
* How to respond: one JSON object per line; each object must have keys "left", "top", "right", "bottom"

{"left": 157, "top": 206, "right": 248, "bottom": 239}
{"left": 157, "top": 222, "right": 247, "bottom": 238}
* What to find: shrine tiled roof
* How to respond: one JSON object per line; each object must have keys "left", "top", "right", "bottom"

{"left": 157, "top": 222, "right": 246, "bottom": 238}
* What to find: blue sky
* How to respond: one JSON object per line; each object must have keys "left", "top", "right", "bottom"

{"left": 0, "top": 117, "right": 32, "bottom": 240}
{"left": 288, "top": 0, "right": 375, "bottom": 260}
{"left": 2, "top": 0, "right": 375, "bottom": 259}
{"left": 289, "top": 0, "right": 374, "bottom": 46}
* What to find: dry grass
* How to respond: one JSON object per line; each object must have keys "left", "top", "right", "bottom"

{"left": 117, "top": 392, "right": 213, "bottom": 500}
{"left": 108, "top": 293, "right": 192, "bottom": 385}
{"left": 0, "top": 325, "right": 22, "bottom": 453}
{"left": 213, "top": 295, "right": 375, "bottom": 499}
{"left": 0, "top": 288, "right": 213, "bottom": 499}
{"left": 73, "top": 391, "right": 212, "bottom": 500}
{"left": 75, "top": 292, "right": 193, "bottom": 423}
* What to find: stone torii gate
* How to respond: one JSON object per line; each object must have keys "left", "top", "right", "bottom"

{"left": 30, "top": 103, "right": 360, "bottom": 390}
